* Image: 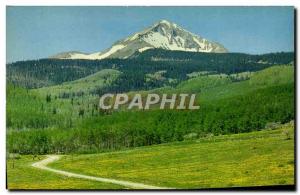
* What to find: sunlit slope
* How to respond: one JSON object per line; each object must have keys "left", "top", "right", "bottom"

{"left": 35, "top": 69, "right": 121, "bottom": 96}
{"left": 128, "top": 65, "right": 293, "bottom": 104}
{"left": 200, "top": 65, "right": 294, "bottom": 102}
{"left": 49, "top": 125, "right": 294, "bottom": 189}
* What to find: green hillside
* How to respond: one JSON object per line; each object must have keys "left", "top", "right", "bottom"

{"left": 36, "top": 69, "right": 121, "bottom": 97}
{"left": 135, "top": 65, "right": 294, "bottom": 102}
{"left": 6, "top": 85, "right": 63, "bottom": 130}
{"left": 7, "top": 124, "right": 294, "bottom": 189}
{"left": 171, "top": 74, "right": 232, "bottom": 93}
{"left": 7, "top": 51, "right": 294, "bottom": 90}
{"left": 200, "top": 65, "right": 294, "bottom": 102}
{"left": 7, "top": 65, "right": 294, "bottom": 154}
{"left": 249, "top": 65, "right": 294, "bottom": 86}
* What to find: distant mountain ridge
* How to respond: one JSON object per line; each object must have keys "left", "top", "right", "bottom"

{"left": 50, "top": 20, "right": 228, "bottom": 60}
{"left": 8, "top": 51, "right": 293, "bottom": 89}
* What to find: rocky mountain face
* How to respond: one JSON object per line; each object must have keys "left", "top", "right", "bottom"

{"left": 50, "top": 20, "right": 228, "bottom": 60}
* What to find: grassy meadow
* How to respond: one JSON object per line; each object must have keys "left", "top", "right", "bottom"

{"left": 7, "top": 124, "right": 294, "bottom": 189}
{"left": 6, "top": 156, "right": 123, "bottom": 190}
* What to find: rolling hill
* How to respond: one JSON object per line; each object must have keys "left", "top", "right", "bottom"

{"left": 7, "top": 64, "right": 294, "bottom": 154}
{"left": 7, "top": 51, "right": 294, "bottom": 89}
{"left": 36, "top": 69, "right": 121, "bottom": 97}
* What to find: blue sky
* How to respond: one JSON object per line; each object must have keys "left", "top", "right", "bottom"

{"left": 7, "top": 6, "right": 294, "bottom": 62}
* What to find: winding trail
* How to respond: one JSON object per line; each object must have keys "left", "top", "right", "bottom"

{"left": 31, "top": 155, "right": 172, "bottom": 189}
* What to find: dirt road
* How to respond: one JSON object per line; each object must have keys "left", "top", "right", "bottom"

{"left": 31, "top": 155, "right": 172, "bottom": 189}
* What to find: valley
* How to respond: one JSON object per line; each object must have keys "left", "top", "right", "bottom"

{"left": 6, "top": 19, "right": 295, "bottom": 190}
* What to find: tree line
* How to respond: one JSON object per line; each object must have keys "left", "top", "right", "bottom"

{"left": 7, "top": 50, "right": 293, "bottom": 91}
{"left": 7, "top": 83, "right": 294, "bottom": 154}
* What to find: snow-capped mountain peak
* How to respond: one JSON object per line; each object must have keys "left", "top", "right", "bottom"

{"left": 50, "top": 20, "right": 228, "bottom": 60}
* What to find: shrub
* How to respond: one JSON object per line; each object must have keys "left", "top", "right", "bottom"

{"left": 183, "top": 133, "right": 198, "bottom": 140}
{"left": 8, "top": 153, "right": 21, "bottom": 160}
{"left": 265, "top": 122, "right": 281, "bottom": 130}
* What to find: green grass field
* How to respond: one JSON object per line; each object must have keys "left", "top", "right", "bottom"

{"left": 6, "top": 155, "right": 123, "bottom": 190}
{"left": 7, "top": 124, "right": 294, "bottom": 190}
